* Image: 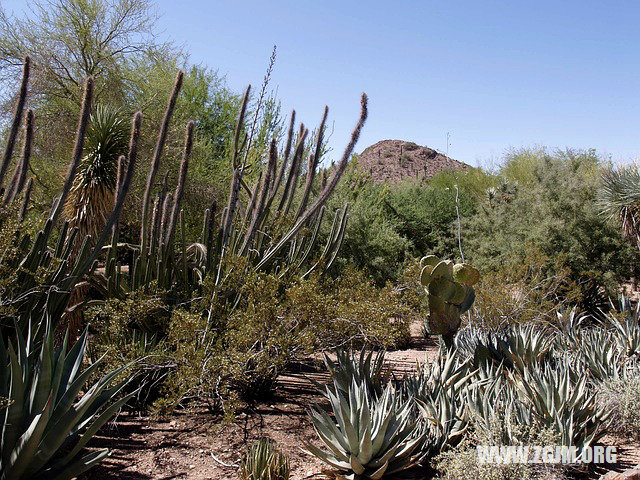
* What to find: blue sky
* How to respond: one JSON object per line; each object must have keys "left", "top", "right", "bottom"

{"left": 4, "top": 0, "right": 640, "bottom": 166}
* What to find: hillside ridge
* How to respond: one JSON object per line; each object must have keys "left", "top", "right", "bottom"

{"left": 357, "top": 139, "right": 470, "bottom": 183}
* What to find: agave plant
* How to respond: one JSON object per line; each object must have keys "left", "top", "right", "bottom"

{"left": 568, "top": 327, "right": 631, "bottom": 382}
{"left": 306, "top": 379, "right": 423, "bottom": 479}
{"left": 465, "top": 366, "right": 533, "bottom": 446}
{"left": 0, "top": 315, "right": 134, "bottom": 479}
{"left": 512, "top": 358, "right": 610, "bottom": 449}
{"left": 319, "top": 348, "right": 386, "bottom": 399}
{"left": 455, "top": 323, "right": 554, "bottom": 372}
{"left": 608, "top": 312, "right": 640, "bottom": 357}
{"left": 502, "top": 323, "right": 555, "bottom": 371}
{"left": 402, "top": 352, "right": 472, "bottom": 457}
{"left": 239, "top": 439, "right": 290, "bottom": 480}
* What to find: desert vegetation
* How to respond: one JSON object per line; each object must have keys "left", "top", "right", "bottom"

{"left": 1, "top": 1, "right": 640, "bottom": 479}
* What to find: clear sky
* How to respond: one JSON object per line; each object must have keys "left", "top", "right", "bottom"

{"left": 3, "top": 0, "right": 640, "bottom": 166}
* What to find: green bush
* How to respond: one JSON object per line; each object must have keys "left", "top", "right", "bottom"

{"left": 465, "top": 148, "right": 640, "bottom": 306}
{"left": 472, "top": 249, "right": 580, "bottom": 328}
{"left": 154, "top": 261, "right": 413, "bottom": 415}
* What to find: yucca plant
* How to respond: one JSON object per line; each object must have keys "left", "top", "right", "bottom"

{"left": 239, "top": 439, "right": 290, "bottom": 480}
{"left": 0, "top": 58, "right": 140, "bottom": 336}
{"left": 599, "top": 165, "right": 640, "bottom": 250}
{"left": 306, "top": 379, "right": 423, "bottom": 479}
{"left": 0, "top": 315, "right": 135, "bottom": 479}
{"left": 64, "top": 105, "right": 128, "bottom": 242}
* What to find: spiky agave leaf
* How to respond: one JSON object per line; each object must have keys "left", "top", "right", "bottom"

{"left": 512, "top": 357, "right": 610, "bottom": 449}
{"left": 318, "top": 348, "right": 386, "bottom": 400}
{"left": 0, "top": 314, "right": 135, "bottom": 479}
{"left": 305, "top": 379, "right": 423, "bottom": 479}
{"left": 402, "top": 352, "right": 472, "bottom": 457}
{"left": 64, "top": 105, "right": 128, "bottom": 242}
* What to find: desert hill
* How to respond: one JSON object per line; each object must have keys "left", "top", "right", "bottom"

{"left": 357, "top": 139, "right": 470, "bottom": 183}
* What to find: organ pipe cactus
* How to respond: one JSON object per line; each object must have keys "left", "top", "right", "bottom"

{"left": 419, "top": 255, "right": 480, "bottom": 348}
{"left": 0, "top": 59, "right": 140, "bottom": 336}
{"left": 96, "top": 68, "right": 366, "bottom": 307}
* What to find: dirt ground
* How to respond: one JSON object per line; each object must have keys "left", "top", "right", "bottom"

{"left": 91, "top": 322, "right": 640, "bottom": 479}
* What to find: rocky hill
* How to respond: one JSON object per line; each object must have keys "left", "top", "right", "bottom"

{"left": 357, "top": 139, "right": 470, "bottom": 183}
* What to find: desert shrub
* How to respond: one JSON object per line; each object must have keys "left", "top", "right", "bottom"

{"left": 386, "top": 177, "right": 476, "bottom": 259}
{"left": 329, "top": 167, "right": 412, "bottom": 284}
{"left": 397, "top": 258, "right": 428, "bottom": 316}
{"left": 600, "top": 377, "right": 640, "bottom": 440}
{"left": 155, "top": 261, "right": 413, "bottom": 415}
{"left": 432, "top": 425, "right": 565, "bottom": 480}
{"left": 89, "top": 292, "right": 174, "bottom": 406}
{"left": 465, "top": 148, "right": 640, "bottom": 305}
{"left": 472, "top": 249, "right": 580, "bottom": 328}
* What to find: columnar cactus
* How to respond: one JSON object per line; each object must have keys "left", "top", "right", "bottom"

{"left": 419, "top": 255, "right": 480, "bottom": 348}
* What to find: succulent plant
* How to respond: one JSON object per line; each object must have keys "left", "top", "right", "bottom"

{"left": 239, "top": 439, "right": 290, "bottom": 480}
{"left": 306, "top": 379, "right": 423, "bottom": 479}
{"left": 0, "top": 315, "right": 135, "bottom": 479}
{"left": 419, "top": 255, "right": 479, "bottom": 347}
{"left": 401, "top": 352, "right": 472, "bottom": 457}
{"left": 513, "top": 358, "right": 610, "bottom": 449}
{"left": 0, "top": 62, "right": 140, "bottom": 336}
{"left": 320, "top": 348, "right": 386, "bottom": 399}
{"left": 455, "top": 323, "right": 554, "bottom": 372}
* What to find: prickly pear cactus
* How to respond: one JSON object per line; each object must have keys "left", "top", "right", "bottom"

{"left": 419, "top": 255, "right": 480, "bottom": 347}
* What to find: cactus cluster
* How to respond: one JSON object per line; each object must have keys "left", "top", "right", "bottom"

{"left": 419, "top": 255, "right": 480, "bottom": 347}
{"left": 0, "top": 58, "right": 140, "bottom": 335}
{"left": 90, "top": 70, "right": 367, "bottom": 311}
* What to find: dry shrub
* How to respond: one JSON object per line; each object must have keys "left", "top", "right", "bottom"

{"left": 472, "top": 249, "right": 580, "bottom": 328}
{"left": 154, "top": 261, "right": 413, "bottom": 416}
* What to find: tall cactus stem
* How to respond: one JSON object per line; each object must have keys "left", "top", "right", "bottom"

{"left": 5, "top": 109, "right": 34, "bottom": 204}
{"left": 140, "top": 70, "right": 184, "bottom": 270}
{"left": 270, "top": 110, "right": 296, "bottom": 199}
{"left": 50, "top": 77, "right": 94, "bottom": 225}
{"left": 165, "top": 120, "right": 194, "bottom": 252}
{"left": 240, "top": 139, "right": 277, "bottom": 255}
{"left": 296, "top": 106, "right": 328, "bottom": 217}
{"left": 20, "top": 178, "right": 33, "bottom": 221}
{"left": 0, "top": 56, "right": 30, "bottom": 190}
{"left": 255, "top": 93, "right": 367, "bottom": 270}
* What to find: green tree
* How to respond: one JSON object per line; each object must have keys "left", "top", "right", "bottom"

{"left": 464, "top": 148, "right": 640, "bottom": 303}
